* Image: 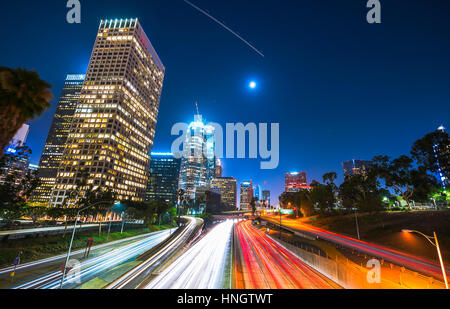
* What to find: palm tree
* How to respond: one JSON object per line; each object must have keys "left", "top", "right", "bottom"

{"left": 0, "top": 67, "right": 53, "bottom": 158}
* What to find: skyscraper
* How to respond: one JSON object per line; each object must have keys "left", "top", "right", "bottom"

{"left": 51, "top": 18, "right": 165, "bottom": 206}
{"left": 32, "top": 74, "right": 85, "bottom": 206}
{"left": 240, "top": 180, "right": 254, "bottom": 211}
{"left": 342, "top": 160, "right": 372, "bottom": 178}
{"left": 146, "top": 152, "right": 181, "bottom": 204}
{"left": 262, "top": 190, "right": 271, "bottom": 207}
{"left": 253, "top": 184, "right": 262, "bottom": 200}
{"left": 285, "top": 172, "right": 308, "bottom": 192}
{"left": 178, "top": 115, "right": 216, "bottom": 200}
{"left": 211, "top": 177, "right": 237, "bottom": 210}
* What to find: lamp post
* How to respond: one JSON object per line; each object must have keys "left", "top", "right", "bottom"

{"left": 354, "top": 208, "right": 360, "bottom": 240}
{"left": 59, "top": 201, "right": 117, "bottom": 289}
{"left": 402, "top": 229, "right": 448, "bottom": 289}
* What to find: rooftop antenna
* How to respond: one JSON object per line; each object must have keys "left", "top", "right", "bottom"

{"left": 195, "top": 101, "right": 200, "bottom": 117}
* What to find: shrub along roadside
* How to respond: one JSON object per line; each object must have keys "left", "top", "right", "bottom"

{"left": 0, "top": 224, "right": 176, "bottom": 268}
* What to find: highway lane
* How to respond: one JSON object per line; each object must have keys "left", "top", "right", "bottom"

{"left": 262, "top": 215, "right": 450, "bottom": 280}
{"left": 145, "top": 220, "right": 233, "bottom": 289}
{"left": 106, "top": 217, "right": 202, "bottom": 289}
{"left": 234, "top": 220, "right": 338, "bottom": 289}
{"left": 10, "top": 228, "right": 176, "bottom": 289}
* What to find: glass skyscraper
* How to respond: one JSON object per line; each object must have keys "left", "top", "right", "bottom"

{"left": 178, "top": 115, "right": 216, "bottom": 200}
{"left": 146, "top": 153, "right": 181, "bottom": 204}
{"left": 32, "top": 74, "right": 85, "bottom": 206}
{"left": 51, "top": 19, "right": 165, "bottom": 206}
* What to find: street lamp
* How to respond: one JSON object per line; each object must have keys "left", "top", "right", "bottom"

{"left": 60, "top": 200, "right": 118, "bottom": 289}
{"left": 402, "top": 229, "right": 448, "bottom": 289}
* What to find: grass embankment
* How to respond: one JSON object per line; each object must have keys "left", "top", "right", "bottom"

{"left": 303, "top": 211, "right": 450, "bottom": 264}
{"left": 0, "top": 224, "right": 176, "bottom": 268}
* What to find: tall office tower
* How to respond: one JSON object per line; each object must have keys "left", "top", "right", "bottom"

{"left": 240, "top": 180, "right": 254, "bottom": 211}
{"left": 146, "top": 152, "right": 181, "bottom": 204}
{"left": 262, "top": 190, "right": 271, "bottom": 207}
{"left": 211, "top": 177, "right": 237, "bottom": 210}
{"left": 434, "top": 126, "right": 449, "bottom": 189}
{"left": 51, "top": 19, "right": 165, "bottom": 206}
{"left": 342, "top": 160, "right": 372, "bottom": 178}
{"left": 253, "top": 184, "right": 262, "bottom": 200}
{"left": 32, "top": 74, "right": 85, "bottom": 206}
{"left": 285, "top": 172, "right": 308, "bottom": 192}
{"left": 0, "top": 124, "right": 31, "bottom": 185}
{"left": 178, "top": 115, "right": 216, "bottom": 200}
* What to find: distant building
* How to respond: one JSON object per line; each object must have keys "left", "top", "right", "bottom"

{"left": 32, "top": 74, "right": 85, "bottom": 206}
{"left": 240, "top": 181, "right": 254, "bottom": 211}
{"left": 215, "top": 158, "right": 223, "bottom": 178}
{"left": 434, "top": 126, "right": 449, "bottom": 188}
{"left": 211, "top": 177, "right": 237, "bottom": 210}
{"left": 146, "top": 153, "right": 181, "bottom": 205}
{"left": 253, "top": 184, "right": 262, "bottom": 200}
{"left": 262, "top": 190, "right": 271, "bottom": 207}
{"left": 285, "top": 172, "right": 308, "bottom": 192}
{"left": 342, "top": 160, "right": 372, "bottom": 178}
{"left": 1, "top": 125, "right": 31, "bottom": 186}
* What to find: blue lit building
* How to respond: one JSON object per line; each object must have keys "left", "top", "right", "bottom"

{"left": 146, "top": 153, "right": 181, "bottom": 204}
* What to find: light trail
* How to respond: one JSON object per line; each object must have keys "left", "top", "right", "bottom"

{"left": 183, "top": 0, "right": 265, "bottom": 58}
{"left": 262, "top": 216, "right": 450, "bottom": 280}
{"left": 12, "top": 229, "right": 175, "bottom": 289}
{"left": 106, "top": 217, "right": 200, "bottom": 289}
{"left": 235, "top": 220, "right": 337, "bottom": 289}
{"left": 145, "top": 220, "right": 233, "bottom": 289}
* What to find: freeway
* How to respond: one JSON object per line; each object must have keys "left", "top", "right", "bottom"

{"left": 8, "top": 228, "right": 176, "bottom": 289}
{"left": 234, "top": 220, "right": 338, "bottom": 289}
{"left": 262, "top": 215, "right": 450, "bottom": 281}
{"left": 106, "top": 217, "right": 202, "bottom": 289}
{"left": 145, "top": 220, "right": 234, "bottom": 289}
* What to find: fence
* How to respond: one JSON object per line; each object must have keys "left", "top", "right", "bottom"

{"left": 271, "top": 235, "right": 446, "bottom": 289}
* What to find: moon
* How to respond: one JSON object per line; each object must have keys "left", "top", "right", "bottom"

{"left": 249, "top": 81, "right": 257, "bottom": 89}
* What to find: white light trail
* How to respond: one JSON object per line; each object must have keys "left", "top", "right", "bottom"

{"left": 183, "top": 0, "right": 265, "bottom": 58}
{"left": 145, "top": 220, "right": 233, "bottom": 289}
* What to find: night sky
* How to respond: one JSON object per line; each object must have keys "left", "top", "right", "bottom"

{"left": 1, "top": 0, "right": 449, "bottom": 204}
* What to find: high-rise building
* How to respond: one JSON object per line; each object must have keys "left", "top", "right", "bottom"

{"left": 240, "top": 180, "right": 254, "bottom": 211}
{"left": 146, "top": 152, "right": 181, "bottom": 204}
{"left": 253, "top": 184, "right": 262, "bottom": 200}
{"left": 262, "top": 190, "right": 271, "bottom": 207}
{"left": 178, "top": 115, "right": 216, "bottom": 200}
{"left": 211, "top": 177, "right": 237, "bottom": 210}
{"left": 434, "top": 126, "right": 449, "bottom": 188}
{"left": 51, "top": 18, "right": 165, "bottom": 206}
{"left": 32, "top": 74, "right": 85, "bottom": 206}
{"left": 1, "top": 125, "right": 31, "bottom": 186}
{"left": 342, "top": 160, "right": 372, "bottom": 178}
{"left": 285, "top": 172, "right": 308, "bottom": 192}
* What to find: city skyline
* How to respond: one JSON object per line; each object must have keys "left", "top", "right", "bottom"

{"left": 1, "top": 0, "right": 449, "bottom": 205}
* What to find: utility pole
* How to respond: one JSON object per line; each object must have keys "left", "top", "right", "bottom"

{"left": 354, "top": 208, "right": 360, "bottom": 240}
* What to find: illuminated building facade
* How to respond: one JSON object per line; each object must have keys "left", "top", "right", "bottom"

{"left": 285, "top": 172, "right": 308, "bottom": 192}
{"left": 342, "top": 160, "right": 372, "bottom": 178}
{"left": 51, "top": 18, "right": 165, "bottom": 206}
{"left": 146, "top": 152, "right": 181, "bottom": 204}
{"left": 240, "top": 180, "right": 254, "bottom": 211}
{"left": 0, "top": 124, "right": 31, "bottom": 186}
{"left": 178, "top": 115, "right": 216, "bottom": 200}
{"left": 32, "top": 74, "right": 85, "bottom": 205}
{"left": 262, "top": 190, "right": 271, "bottom": 207}
{"left": 211, "top": 177, "right": 237, "bottom": 210}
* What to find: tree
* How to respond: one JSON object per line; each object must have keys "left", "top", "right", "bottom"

{"left": 0, "top": 67, "right": 53, "bottom": 158}
{"left": 372, "top": 155, "right": 437, "bottom": 209}
{"left": 338, "top": 172, "right": 384, "bottom": 213}
{"left": 23, "top": 206, "right": 47, "bottom": 226}
{"left": 411, "top": 130, "right": 449, "bottom": 176}
{"left": 250, "top": 197, "right": 259, "bottom": 216}
{"left": 155, "top": 200, "right": 170, "bottom": 226}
